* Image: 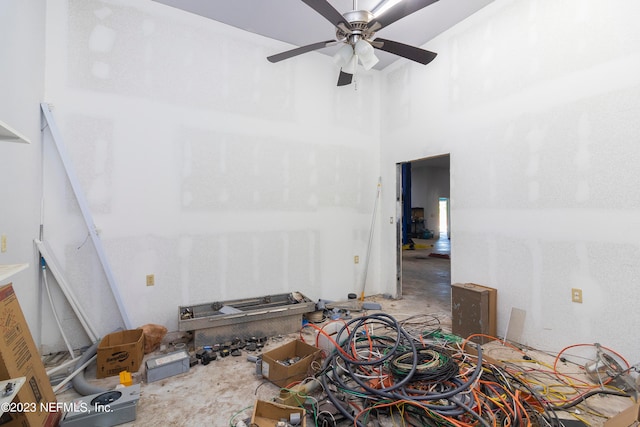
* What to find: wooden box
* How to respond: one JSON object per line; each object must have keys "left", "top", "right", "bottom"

{"left": 451, "top": 283, "right": 497, "bottom": 344}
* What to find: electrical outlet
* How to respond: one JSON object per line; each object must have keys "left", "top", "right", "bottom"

{"left": 571, "top": 288, "right": 583, "bottom": 303}
{"left": 1, "top": 235, "right": 6, "bottom": 253}
{"left": 146, "top": 274, "right": 155, "bottom": 286}
{"left": 354, "top": 255, "right": 359, "bottom": 264}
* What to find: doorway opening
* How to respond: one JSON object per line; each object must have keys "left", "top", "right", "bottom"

{"left": 439, "top": 197, "right": 449, "bottom": 236}
{"left": 396, "top": 155, "right": 451, "bottom": 314}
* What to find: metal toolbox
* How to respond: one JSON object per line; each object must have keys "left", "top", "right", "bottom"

{"left": 178, "top": 292, "right": 315, "bottom": 347}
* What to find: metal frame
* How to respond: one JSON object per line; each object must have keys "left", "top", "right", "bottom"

{"left": 34, "top": 238, "right": 99, "bottom": 342}
{"left": 40, "top": 103, "right": 132, "bottom": 329}
{"left": 395, "top": 163, "right": 403, "bottom": 299}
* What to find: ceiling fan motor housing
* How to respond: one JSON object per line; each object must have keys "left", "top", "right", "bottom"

{"left": 336, "top": 10, "right": 376, "bottom": 44}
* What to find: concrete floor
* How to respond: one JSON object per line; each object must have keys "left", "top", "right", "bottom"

{"left": 399, "top": 235, "right": 451, "bottom": 327}
{"left": 56, "top": 235, "right": 452, "bottom": 426}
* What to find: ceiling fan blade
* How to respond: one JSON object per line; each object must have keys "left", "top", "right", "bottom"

{"left": 373, "top": 38, "right": 437, "bottom": 65}
{"left": 267, "top": 40, "right": 336, "bottom": 63}
{"left": 367, "top": 0, "right": 439, "bottom": 32}
{"left": 337, "top": 70, "right": 353, "bottom": 86}
{"left": 301, "top": 0, "right": 353, "bottom": 33}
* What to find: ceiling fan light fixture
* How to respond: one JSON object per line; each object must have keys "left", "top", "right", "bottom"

{"left": 343, "top": 53, "right": 358, "bottom": 75}
{"left": 333, "top": 43, "right": 354, "bottom": 67}
{"left": 355, "top": 39, "right": 379, "bottom": 70}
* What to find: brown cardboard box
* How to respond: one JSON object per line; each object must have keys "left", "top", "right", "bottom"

{"left": 261, "top": 340, "right": 322, "bottom": 388}
{"left": 451, "top": 283, "right": 497, "bottom": 344}
{"left": 0, "top": 283, "right": 60, "bottom": 427}
{"left": 411, "top": 207, "right": 424, "bottom": 220}
{"left": 251, "top": 400, "right": 306, "bottom": 427}
{"left": 604, "top": 402, "right": 640, "bottom": 427}
{"left": 96, "top": 329, "right": 144, "bottom": 379}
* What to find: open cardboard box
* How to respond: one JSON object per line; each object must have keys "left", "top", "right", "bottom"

{"left": 251, "top": 400, "right": 306, "bottom": 427}
{"left": 261, "top": 339, "right": 322, "bottom": 388}
{"left": 96, "top": 329, "right": 144, "bottom": 378}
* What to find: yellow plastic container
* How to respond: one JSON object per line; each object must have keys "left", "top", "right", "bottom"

{"left": 119, "top": 370, "right": 132, "bottom": 386}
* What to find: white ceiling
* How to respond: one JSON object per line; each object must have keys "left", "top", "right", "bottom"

{"left": 151, "top": 0, "right": 494, "bottom": 70}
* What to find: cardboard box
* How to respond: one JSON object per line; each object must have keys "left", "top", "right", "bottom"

{"left": 96, "top": 329, "right": 144, "bottom": 379}
{"left": 411, "top": 207, "right": 424, "bottom": 219}
{"left": 0, "top": 283, "right": 60, "bottom": 427}
{"left": 604, "top": 402, "right": 640, "bottom": 427}
{"left": 251, "top": 400, "right": 306, "bottom": 427}
{"left": 451, "top": 283, "right": 497, "bottom": 344}
{"left": 261, "top": 340, "right": 322, "bottom": 388}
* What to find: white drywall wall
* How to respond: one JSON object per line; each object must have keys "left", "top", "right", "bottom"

{"left": 380, "top": 0, "right": 640, "bottom": 358}
{"left": 0, "top": 1, "right": 47, "bottom": 349}
{"left": 36, "top": 0, "right": 382, "bottom": 350}
{"left": 5, "top": 0, "right": 639, "bottom": 362}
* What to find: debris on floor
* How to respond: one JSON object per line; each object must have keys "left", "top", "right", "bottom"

{"left": 138, "top": 324, "right": 168, "bottom": 354}
{"left": 402, "top": 241, "right": 434, "bottom": 250}
{"left": 52, "top": 301, "right": 638, "bottom": 427}
{"left": 428, "top": 252, "right": 450, "bottom": 259}
{"left": 231, "top": 313, "right": 639, "bottom": 427}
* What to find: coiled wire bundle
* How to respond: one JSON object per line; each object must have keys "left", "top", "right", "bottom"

{"left": 389, "top": 346, "right": 459, "bottom": 383}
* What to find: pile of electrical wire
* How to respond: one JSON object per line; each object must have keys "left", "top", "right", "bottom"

{"left": 316, "top": 313, "right": 495, "bottom": 426}
{"left": 292, "top": 313, "right": 634, "bottom": 426}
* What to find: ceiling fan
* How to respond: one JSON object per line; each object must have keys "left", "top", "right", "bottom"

{"left": 267, "top": 0, "right": 439, "bottom": 86}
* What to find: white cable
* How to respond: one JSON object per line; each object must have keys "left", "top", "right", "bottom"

{"left": 333, "top": 357, "right": 386, "bottom": 381}
{"left": 317, "top": 411, "right": 337, "bottom": 426}
{"left": 35, "top": 239, "right": 99, "bottom": 341}
{"left": 42, "top": 262, "right": 75, "bottom": 359}
{"left": 46, "top": 356, "right": 81, "bottom": 376}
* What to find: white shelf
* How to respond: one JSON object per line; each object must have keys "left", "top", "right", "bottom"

{"left": 0, "top": 264, "right": 29, "bottom": 282}
{"left": 0, "top": 377, "right": 26, "bottom": 416}
{"left": 0, "top": 120, "right": 31, "bottom": 144}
